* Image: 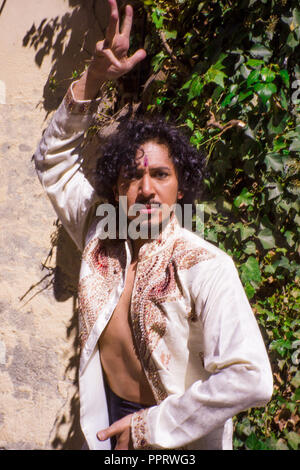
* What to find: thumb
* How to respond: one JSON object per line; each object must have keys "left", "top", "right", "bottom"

{"left": 97, "top": 414, "right": 132, "bottom": 441}
{"left": 97, "top": 425, "right": 116, "bottom": 441}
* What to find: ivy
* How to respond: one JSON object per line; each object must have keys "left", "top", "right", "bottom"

{"left": 124, "top": 0, "right": 300, "bottom": 449}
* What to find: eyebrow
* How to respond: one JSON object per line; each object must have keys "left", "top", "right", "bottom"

{"left": 120, "top": 165, "right": 173, "bottom": 180}
{"left": 137, "top": 165, "right": 172, "bottom": 171}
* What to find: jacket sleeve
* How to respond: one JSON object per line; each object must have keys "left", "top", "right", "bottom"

{"left": 33, "top": 83, "right": 101, "bottom": 251}
{"left": 131, "top": 255, "right": 273, "bottom": 449}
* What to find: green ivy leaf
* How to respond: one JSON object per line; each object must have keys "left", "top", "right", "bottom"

{"left": 185, "top": 118, "right": 194, "bottom": 131}
{"left": 246, "top": 58, "right": 265, "bottom": 67}
{"left": 279, "top": 69, "right": 290, "bottom": 87}
{"left": 291, "top": 371, "right": 300, "bottom": 388}
{"left": 292, "top": 7, "right": 300, "bottom": 27}
{"left": 246, "top": 283, "right": 257, "bottom": 298}
{"left": 151, "top": 8, "right": 164, "bottom": 29}
{"left": 221, "top": 92, "right": 235, "bottom": 107}
{"left": 280, "top": 89, "right": 288, "bottom": 109}
{"left": 238, "top": 90, "right": 253, "bottom": 102}
{"left": 261, "top": 67, "right": 276, "bottom": 82}
{"left": 270, "top": 338, "right": 292, "bottom": 357}
{"left": 265, "top": 182, "right": 284, "bottom": 200}
{"left": 244, "top": 241, "right": 257, "bottom": 255}
{"left": 188, "top": 75, "right": 204, "bottom": 100}
{"left": 253, "top": 82, "right": 277, "bottom": 105}
{"left": 257, "top": 228, "right": 276, "bottom": 249}
{"left": 267, "top": 112, "right": 289, "bottom": 136}
{"left": 272, "top": 256, "right": 292, "bottom": 271}
{"left": 249, "top": 44, "right": 272, "bottom": 60}
{"left": 289, "top": 137, "right": 300, "bottom": 152}
{"left": 264, "top": 153, "right": 286, "bottom": 172}
{"left": 151, "top": 51, "right": 167, "bottom": 72}
{"left": 246, "top": 433, "right": 269, "bottom": 450}
{"left": 240, "top": 225, "right": 256, "bottom": 241}
{"left": 190, "top": 129, "right": 204, "bottom": 147}
{"left": 240, "top": 256, "right": 262, "bottom": 285}
{"left": 286, "top": 431, "right": 300, "bottom": 450}
{"left": 234, "top": 188, "right": 254, "bottom": 208}
{"left": 205, "top": 68, "right": 227, "bottom": 88}
{"left": 247, "top": 69, "right": 260, "bottom": 86}
{"left": 287, "top": 32, "right": 298, "bottom": 49}
{"left": 205, "top": 228, "right": 218, "bottom": 243}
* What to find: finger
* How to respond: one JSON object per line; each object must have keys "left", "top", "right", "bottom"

{"left": 97, "top": 422, "right": 120, "bottom": 442}
{"left": 95, "top": 43, "right": 119, "bottom": 64}
{"left": 97, "top": 414, "right": 131, "bottom": 442}
{"left": 121, "top": 4, "right": 133, "bottom": 39}
{"left": 125, "top": 49, "right": 147, "bottom": 71}
{"left": 106, "top": 0, "right": 119, "bottom": 45}
{"left": 115, "top": 439, "right": 129, "bottom": 450}
{"left": 97, "top": 427, "right": 114, "bottom": 441}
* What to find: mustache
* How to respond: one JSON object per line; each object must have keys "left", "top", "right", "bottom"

{"left": 134, "top": 199, "right": 161, "bottom": 206}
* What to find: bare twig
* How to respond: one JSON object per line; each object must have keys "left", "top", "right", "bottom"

{"left": 206, "top": 101, "right": 246, "bottom": 133}
{"left": 159, "top": 30, "right": 189, "bottom": 75}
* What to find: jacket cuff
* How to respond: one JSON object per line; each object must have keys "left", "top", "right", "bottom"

{"left": 64, "top": 81, "right": 101, "bottom": 115}
{"left": 131, "top": 409, "right": 153, "bottom": 450}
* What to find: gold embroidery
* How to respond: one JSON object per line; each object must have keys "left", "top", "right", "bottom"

{"left": 64, "top": 86, "right": 99, "bottom": 115}
{"left": 78, "top": 237, "right": 125, "bottom": 349}
{"left": 172, "top": 238, "right": 215, "bottom": 269}
{"left": 130, "top": 231, "right": 215, "bottom": 403}
{"left": 78, "top": 217, "right": 215, "bottom": 400}
{"left": 131, "top": 409, "right": 153, "bottom": 450}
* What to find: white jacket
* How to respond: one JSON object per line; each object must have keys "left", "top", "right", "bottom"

{"left": 34, "top": 84, "right": 273, "bottom": 450}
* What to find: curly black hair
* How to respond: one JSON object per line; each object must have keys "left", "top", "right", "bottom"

{"left": 95, "top": 115, "right": 206, "bottom": 209}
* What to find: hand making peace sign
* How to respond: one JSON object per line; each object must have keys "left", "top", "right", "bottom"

{"left": 73, "top": 0, "right": 146, "bottom": 100}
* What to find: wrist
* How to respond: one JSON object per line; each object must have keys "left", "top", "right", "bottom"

{"left": 72, "top": 69, "right": 106, "bottom": 101}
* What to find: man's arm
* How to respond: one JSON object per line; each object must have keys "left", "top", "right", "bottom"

{"left": 34, "top": 0, "right": 146, "bottom": 250}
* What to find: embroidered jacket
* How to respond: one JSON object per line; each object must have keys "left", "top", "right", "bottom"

{"left": 34, "top": 84, "right": 273, "bottom": 450}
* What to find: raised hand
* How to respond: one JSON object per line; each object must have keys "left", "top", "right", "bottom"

{"left": 73, "top": 0, "right": 146, "bottom": 100}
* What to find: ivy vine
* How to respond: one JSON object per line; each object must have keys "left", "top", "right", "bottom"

{"left": 126, "top": 0, "right": 300, "bottom": 450}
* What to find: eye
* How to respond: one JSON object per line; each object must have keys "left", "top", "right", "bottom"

{"left": 155, "top": 170, "right": 169, "bottom": 179}
{"left": 123, "top": 170, "right": 140, "bottom": 181}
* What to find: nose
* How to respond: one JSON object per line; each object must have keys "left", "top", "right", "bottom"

{"left": 139, "top": 173, "right": 155, "bottom": 199}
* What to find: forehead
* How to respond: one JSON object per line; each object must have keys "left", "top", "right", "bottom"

{"left": 135, "top": 140, "right": 174, "bottom": 167}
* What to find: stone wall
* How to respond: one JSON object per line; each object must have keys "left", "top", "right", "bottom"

{"left": 0, "top": 0, "right": 108, "bottom": 449}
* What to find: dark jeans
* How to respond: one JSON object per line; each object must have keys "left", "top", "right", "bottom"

{"left": 104, "top": 380, "right": 144, "bottom": 449}
{"left": 81, "top": 382, "right": 144, "bottom": 450}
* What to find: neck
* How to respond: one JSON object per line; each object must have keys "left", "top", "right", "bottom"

{"left": 131, "top": 238, "right": 148, "bottom": 262}
{"left": 129, "top": 216, "right": 173, "bottom": 261}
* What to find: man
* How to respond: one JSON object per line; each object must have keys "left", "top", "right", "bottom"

{"left": 34, "top": 0, "right": 273, "bottom": 450}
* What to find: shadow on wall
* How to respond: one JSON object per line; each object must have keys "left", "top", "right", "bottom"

{"left": 20, "top": 221, "right": 84, "bottom": 449}
{"left": 22, "top": 0, "right": 109, "bottom": 114}
{"left": 22, "top": 0, "right": 149, "bottom": 115}
{"left": 21, "top": 0, "right": 147, "bottom": 449}
{"left": 20, "top": 0, "right": 110, "bottom": 450}
{"left": 50, "top": 224, "right": 84, "bottom": 450}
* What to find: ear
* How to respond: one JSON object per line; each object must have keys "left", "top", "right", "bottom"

{"left": 177, "top": 190, "right": 184, "bottom": 201}
{"left": 113, "top": 185, "right": 119, "bottom": 202}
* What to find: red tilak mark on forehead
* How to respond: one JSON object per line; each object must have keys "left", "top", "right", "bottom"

{"left": 143, "top": 155, "right": 149, "bottom": 167}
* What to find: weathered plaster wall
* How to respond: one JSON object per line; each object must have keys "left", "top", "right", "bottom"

{"left": 0, "top": 0, "right": 107, "bottom": 449}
